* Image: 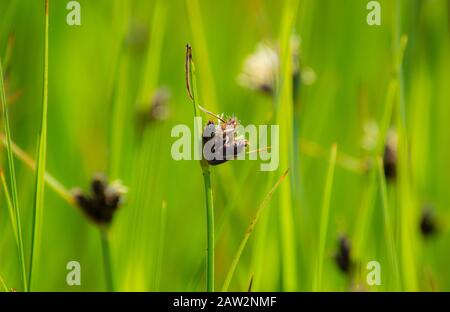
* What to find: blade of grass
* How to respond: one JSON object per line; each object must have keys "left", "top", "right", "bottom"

{"left": 247, "top": 273, "right": 254, "bottom": 292}
{"left": 136, "top": 0, "right": 167, "bottom": 108}
{"left": 276, "top": 0, "right": 300, "bottom": 291}
{"left": 395, "top": 31, "right": 417, "bottom": 291}
{"left": 313, "top": 144, "right": 337, "bottom": 292}
{"left": 185, "top": 0, "right": 218, "bottom": 113}
{"left": 109, "top": 57, "right": 129, "bottom": 179}
{"left": 0, "top": 274, "right": 9, "bottom": 292}
{"left": 377, "top": 157, "right": 400, "bottom": 290}
{"left": 222, "top": 169, "right": 289, "bottom": 292}
{"left": 0, "top": 135, "right": 74, "bottom": 205}
{"left": 152, "top": 200, "right": 167, "bottom": 291}
{"left": 1, "top": 59, "right": 27, "bottom": 291}
{"left": 29, "top": 0, "right": 49, "bottom": 291}
{"left": 352, "top": 72, "right": 401, "bottom": 262}
{"left": 0, "top": 170, "right": 18, "bottom": 247}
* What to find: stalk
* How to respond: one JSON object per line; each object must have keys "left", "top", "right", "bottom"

{"left": 186, "top": 45, "right": 215, "bottom": 292}
{"left": 202, "top": 167, "right": 214, "bottom": 292}
{"left": 100, "top": 230, "right": 115, "bottom": 292}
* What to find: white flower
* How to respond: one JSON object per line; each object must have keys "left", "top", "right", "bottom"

{"left": 238, "top": 35, "right": 315, "bottom": 94}
{"left": 238, "top": 42, "right": 279, "bottom": 94}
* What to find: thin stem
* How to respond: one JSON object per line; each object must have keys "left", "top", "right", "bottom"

{"left": 202, "top": 167, "right": 214, "bottom": 292}
{"left": 100, "top": 230, "right": 115, "bottom": 292}
{"left": 186, "top": 44, "right": 215, "bottom": 292}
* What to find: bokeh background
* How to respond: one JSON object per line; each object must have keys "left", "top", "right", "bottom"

{"left": 1, "top": 0, "right": 450, "bottom": 291}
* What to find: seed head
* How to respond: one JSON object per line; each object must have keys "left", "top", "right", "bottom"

{"left": 73, "top": 174, "right": 127, "bottom": 225}
{"left": 202, "top": 116, "right": 248, "bottom": 166}
{"left": 238, "top": 35, "right": 314, "bottom": 95}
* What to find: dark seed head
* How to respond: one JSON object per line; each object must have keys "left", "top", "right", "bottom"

{"left": 202, "top": 116, "right": 248, "bottom": 166}
{"left": 420, "top": 206, "right": 438, "bottom": 238}
{"left": 72, "top": 174, "right": 127, "bottom": 226}
{"left": 334, "top": 235, "right": 352, "bottom": 275}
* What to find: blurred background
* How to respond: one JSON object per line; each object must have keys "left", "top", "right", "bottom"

{"left": 1, "top": 0, "right": 449, "bottom": 291}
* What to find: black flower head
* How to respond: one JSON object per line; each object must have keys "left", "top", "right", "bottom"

{"left": 420, "top": 206, "right": 438, "bottom": 238}
{"left": 202, "top": 116, "right": 248, "bottom": 166}
{"left": 73, "top": 174, "right": 127, "bottom": 225}
{"left": 334, "top": 235, "right": 353, "bottom": 275}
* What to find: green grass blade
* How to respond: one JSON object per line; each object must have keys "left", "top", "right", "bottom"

{"left": 152, "top": 200, "right": 167, "bottom": 291}
{"left": 0, "top": 135, "right": 74, "bottom": 205}
{"left": 0, "top": 170, "right": 18, "bottom": 247}
{"left": 136, "top": 0, "right": 167, "bottom": 108}
{"left": 1, "top": 59, "right": 27, "bottom": 291}
{"left": 313, "top": 144, "right": 337, "bottom": 291}
{"left": 222, "top": 169, "right": 289, "bottom": 292}
{"left": 276, "top": 0, "right": 300, "bottom": 291}
{"left": 395, "top": 33, "right": 417, "bottom": 291}
{"left": 0, "top": 274, "right": 9, "bottom": 292}
{"left": 29, "top": 0, "right": 49, "bottom": 291}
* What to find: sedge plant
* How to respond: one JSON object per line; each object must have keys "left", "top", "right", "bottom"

{"left": 185, "top": 44, "right": 215, "bottom": 292}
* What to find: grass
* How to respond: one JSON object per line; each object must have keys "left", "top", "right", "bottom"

{"left": 0, "top": 274, "right": 9, "bottom": 292}
{"left": 0, "top": 170, "right": 18, "bottom": 250}
{"left": 276, "top": 0, "right": 300, "bottom": 291}
{"left": 1, "top": 59, "right": 27, "bottom": 291}
{"left": 222, "top": 169, "right": 289, "bottom": 292}
{"left": 28, "top": 0, "right": 49, "bottom": 291}
{"left": 313, "top": 144, "right": 337, "bottom": 291}
{"left": 377, "top": 157, "right": 400, "bottom": 290}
